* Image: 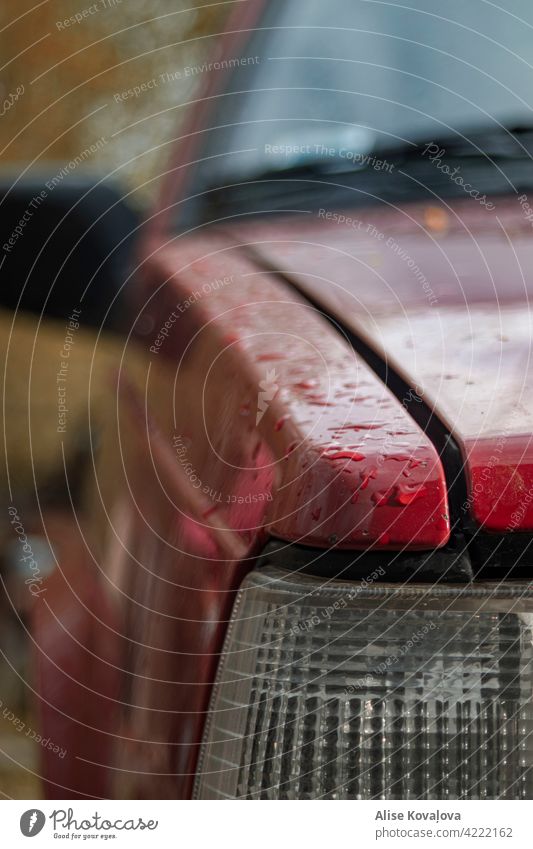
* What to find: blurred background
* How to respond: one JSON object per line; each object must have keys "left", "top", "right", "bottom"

{"left": 0, "top": 0, "right": 228, "bottom": 205}
{"left": 0, "top": 0, "right": 230, "bottom": 798}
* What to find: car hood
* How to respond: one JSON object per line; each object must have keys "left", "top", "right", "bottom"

{"left": 228, "top": 195, "right": 533, "bottom": 535}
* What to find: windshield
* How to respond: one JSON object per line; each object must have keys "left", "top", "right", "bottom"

{"left": 198, "top": 0, "right": 533, "bottom": 186}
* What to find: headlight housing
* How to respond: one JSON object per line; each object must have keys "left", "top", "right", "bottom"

{"left": 195, "top": 567, "right": 533, "bottom": 799}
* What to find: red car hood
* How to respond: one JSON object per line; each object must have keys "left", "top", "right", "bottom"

{"left": 230, "top": 196, "right": 533, "bottom": 535}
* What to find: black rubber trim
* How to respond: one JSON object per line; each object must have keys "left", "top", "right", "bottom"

{"left": 258, "top": 538, "right": 473, "bottom": 584}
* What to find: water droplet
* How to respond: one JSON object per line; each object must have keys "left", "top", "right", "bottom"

{"left": 324, "top": 450, "right": 366, "bottom": 462}
{"left": 359, "top": 467, "right": 378, "bottom": 489}
{"left": 257, "top": 353, "right": 284, "bottom": 362}
{"left": 393, "top": 484, "right": 427, "bottom": 506}
{"left": 336, "top": 423, "right": 383, "bottom": 431}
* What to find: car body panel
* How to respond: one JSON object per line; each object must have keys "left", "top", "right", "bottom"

{"left": 36, "top": 0, "right": 533, "bottom": 802}
{"left": 137, "top": 235, "right": 450, "bottom": 550}
{"left": 31, "top": 513, "right": 121, "bottom": 800}
{"left": 96, "top": 231, "right": 451, "bottom": 798}
{"left": 236, "top": 198, "right": 533, "bottom": 532}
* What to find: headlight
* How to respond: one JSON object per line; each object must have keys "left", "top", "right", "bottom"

{"left": 195, "top": 567, "right": 533, "bottom": 799}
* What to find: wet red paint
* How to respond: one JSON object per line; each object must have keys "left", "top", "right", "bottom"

{"left": 393, "top": 484, "right": 428, "bottom": 506}
{"left": 141, "top": 239, "right": 449, "bottom": 554}
{"left": 324, "top": 450, "right": 366, "bottom": 462}
{"left": 285, "top": 440, "right": 299, "bottom": 457}
{"left": 336, "top": 423, "right": 383, "bottom": 431}
{"left": 242, "top": 199, "right": 533, "bottom": 532}
{"left": 32, "top": 512, "right": 121, "bottom": 799}
{"left": 47, "top": 4, "right": 478, "bottom": 798}
{"left": 372, "top": 489, "right": 392, "bottom": 507}
{"left": 359, "top": 467, "right": 378, "bottom": 489}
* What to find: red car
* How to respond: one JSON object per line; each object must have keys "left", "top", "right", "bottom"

{"left": 37, "top": 0, "right": 533, "bottom": 799}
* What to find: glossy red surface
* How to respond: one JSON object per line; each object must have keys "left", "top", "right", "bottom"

{"left": 237, "top": 198, "right": 533, "bottom": 533}
{"left": 39, "top": 0, "right": 533, "bottom": 803}
{"left": 140, "top": 236, "right": 450, "bottom": 550}
{"left": 32, "top": 513, "right": 121, "bottom": 799}
{"left": 106, "top": 233, "right": 450, "bottom": 798}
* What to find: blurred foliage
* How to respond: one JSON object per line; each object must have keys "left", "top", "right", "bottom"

{"left": 0, "top": 0, "right": 231, "bottom": 207}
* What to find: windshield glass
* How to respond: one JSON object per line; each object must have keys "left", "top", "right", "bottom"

{"left": 198, "top": 0, "right": 533, "bottom": 185}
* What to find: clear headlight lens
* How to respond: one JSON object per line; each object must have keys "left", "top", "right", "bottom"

{"left": 195, "top": 567, "right": 533, "bottom": 799}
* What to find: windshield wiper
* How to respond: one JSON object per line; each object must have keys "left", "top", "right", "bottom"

{"left": 389, "top": 123, "right": 533, "bottom": 165}
{"left": 201, "top": 123, "right": 533, "bottom": 221}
